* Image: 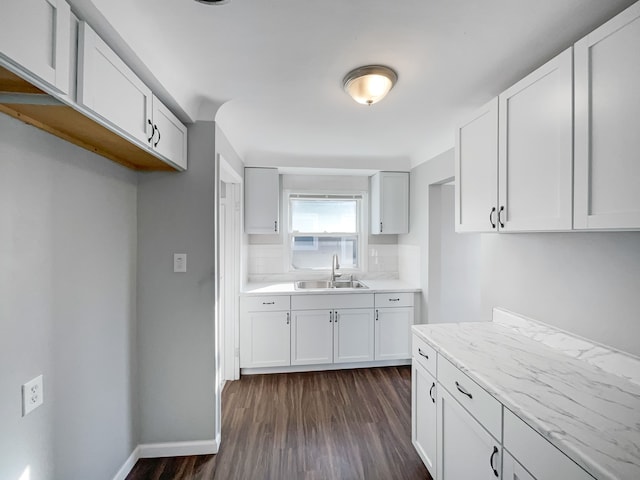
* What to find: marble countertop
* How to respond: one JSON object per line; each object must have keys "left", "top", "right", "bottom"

{"left": 413, "top": 322, "right": 640, "bottom": 480}
{"left": 242, "top": 279, "right": 421, "bottom": 295}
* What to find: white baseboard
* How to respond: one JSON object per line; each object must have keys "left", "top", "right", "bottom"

{"left": 112, "top": 439, "right": 219, "bottom": 480}
{"left": 241, "top": 358, "right": 411, "bottom": 375}
{"left": 139, "top": 439, "right": 219, "bottom": 458}
{"left": 112, "top": 446, "right": 140, "bottom": 480}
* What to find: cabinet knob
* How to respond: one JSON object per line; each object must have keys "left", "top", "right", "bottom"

{"left": 489, "top": 207, "right": 496, "bottom": 229}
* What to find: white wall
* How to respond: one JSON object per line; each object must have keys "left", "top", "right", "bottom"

{"left": 428, "top": 185, "right": 482, "bottom": 324}
{"left": 398, "top": 149, "right": 455, "bottom": 323}
{"left": 137, "top": 122, "right": 217, "bottom": 444}
{"left": 481, "top": 232, "right": 640, "bottom": 356}
{"left": 0, "top": 113, "right": 138, "bottom": 480}
{"left": 246, "top": 173, "right": 400, "bottom": 281}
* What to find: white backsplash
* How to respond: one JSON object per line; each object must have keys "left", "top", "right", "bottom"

{"left": 246, "top": 243, "right": 399, "bottom": 282}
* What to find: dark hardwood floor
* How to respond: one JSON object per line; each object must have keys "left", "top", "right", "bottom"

{"left": 126, "top": 366, "right": 430, "bottom": 480}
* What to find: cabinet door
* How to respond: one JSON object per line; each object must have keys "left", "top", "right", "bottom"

{"left": 0, "top": 0, "right": 70, "bottom": 93}
{"left": 240, "top": 310, "right": 290, "bottom": 368}
{"left": 503, "top": 452, "right": 536, "bottom": 480}
{"left": 437, "top": 387, "right": 501, "bottom": 480}
{"left": 244, "top": 167, "right": 280, "bottom": 234}
{"left": 574, "top": 2, "right": 640, "bottom": 230}
{"left": 333, "top": 309, "right": 374, "bottom": 363}
{"left": 371, "top": 172, "right": 409, "bottom": 234}
{"left": 498, "top": 48, "right": 573, "bottom": 232}
{"left": 375, "top": 307, "right": 413, "bottom": 360}
{"left": 152, "top": 95, "right": 188, "bottom": 170}
{"left": 77, "top": 22, "right": 153, "bottom": 146}
{"left": 291, "top": 310, "right": 333, "bottom": 365}
{"left": 455, "top": 98, "right": 499, "bottom": 233}
{"left": 412, "top": 362, "right": 437, "bottom": 478}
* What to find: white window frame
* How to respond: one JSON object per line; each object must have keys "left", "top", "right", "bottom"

{"left": 284, "top": 190, "right": 369, "bottom": 274}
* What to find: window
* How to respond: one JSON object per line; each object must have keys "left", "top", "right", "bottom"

{"left": 289, "top": 195, "right": 362, "bottom": 270}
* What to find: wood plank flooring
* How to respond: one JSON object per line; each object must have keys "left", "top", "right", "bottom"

{"left": 126, "top": 366, "right": 430, "bottom": 480}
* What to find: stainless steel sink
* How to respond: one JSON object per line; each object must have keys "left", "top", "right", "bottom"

{"left": 294, "top": 280, "right": 369, "bottom": 290}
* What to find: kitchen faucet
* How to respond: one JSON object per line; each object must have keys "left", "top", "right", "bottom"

{"left": 331, "top": 254, "right": 341, "bottom": 283}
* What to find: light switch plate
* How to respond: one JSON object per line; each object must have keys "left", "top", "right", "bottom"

{"left": 22, "top": 375, "right": 44, "bottom": 416}
{"left": 174, "top": 253, "right": 187, "bottom": 273}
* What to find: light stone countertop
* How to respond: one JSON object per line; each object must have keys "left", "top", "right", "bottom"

{"left": 242, "top": 279, "right": 421, "bottom": 295}
{"left": 413, "top": 322, "right": 640, "bottom": 480}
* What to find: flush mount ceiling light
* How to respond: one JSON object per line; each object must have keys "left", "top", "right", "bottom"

{"left": 342, "top": 65, "right": 398, "bottom": 106}
{"left": 194, "top": 0, "right": 230, "bottom": 4}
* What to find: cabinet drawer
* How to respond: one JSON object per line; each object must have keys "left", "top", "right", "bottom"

{"left": 291, "top": 293, "right": 374, "bottom": 310}
{"left": 504, "top": 409, "right": 594, "bottom": 480}
{"left": 437, "top": 356, "right": 502, "bottom": 441}
{"left": 375, "top": 292, "right": 414, "bottom": 308}
{"left": 243, "top": 295, "right": 290, "bottom": 312}
{"left": 412, "top": 335, "right": 437, "bottom": 377}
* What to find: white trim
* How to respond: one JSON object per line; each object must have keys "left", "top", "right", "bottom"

{"left": 138, "top": 439, "right": 219, "bottom": 458}
{"left": 112, "top": 446, "right": 140, "bottom": 480}
{"left": 111, "top": 439, "right": 220, "bottom": 480}
{"left": 241, "top": 358, "right": 411, "bottom": 375}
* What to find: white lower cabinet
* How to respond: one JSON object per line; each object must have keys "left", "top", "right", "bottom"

{"left": 503, "top": 452, "right": 535, "bottom": 480}
{"left": 240, "top": 310, "right": 290, "bottom": 368}
{"left": 437, "top": 386, "right": 501, "bottom": 480}
{"left": 240, "top": 295, "right": 291, "bottom": 368}
{"left": 412, "top": 332, "right": 595, "bottom": 480}
{"left": 375, "top": 307, "right": 413, "bottom": 360}
{"left": 291, "top": 308, "right": 375, "bottom": 365}
{"left": 333, "top": 309, "right": 375, "bottom": 363}
{"left": 412, "top": 362, "right": 437, "bottom": 477}
{"left": 291, "top": 309, "right": 334, "bottom": 365}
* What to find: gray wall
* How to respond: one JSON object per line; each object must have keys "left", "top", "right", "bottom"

{"left": 137, "top": 121, "right": 217, "bottom": 443}
{"left": 428, "top": 185, "right": 482, "bottom": 324}
{"left": 0, "top": 113, "right": 138, "bottom": 480}
{"left": 481, "top": 232, "right": 640, "bottom": 356}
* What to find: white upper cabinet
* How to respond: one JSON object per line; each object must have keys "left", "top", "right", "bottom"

{"left": 455, "top": 98, "right": 499, "bottom": 233}
{"left": 456, "top": 49, "right": 572, "bottom": 234}
{"left": 244, "top": 167, "right": 280, "bottom": 234}
{"left": 371, "top": 172, "right": 409, "bottom": 234}
{"left": 78, "top": 22, "right": 153, "bottom": 146}
{"left": 499, "top": 48, "right": 573, "bottom": 232}
{"left": 152, "top": 95, "right": 188, "bottom": 170}
{"left": 0, "top": 0, "right": 71, "bottom": 94}
{"left": 574, "top": 2, "right": 640, "bottom": 230}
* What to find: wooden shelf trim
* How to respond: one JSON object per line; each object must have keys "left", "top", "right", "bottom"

{"left": 0, "top": 65, "right": 177, "bottom": 172}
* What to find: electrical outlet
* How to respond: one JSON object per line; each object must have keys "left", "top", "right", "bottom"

{"left": 174, "top": 253, "right": 187, "bottom": 273}
{"left": 22, "top": 375, "right": 43, "bottom": 416}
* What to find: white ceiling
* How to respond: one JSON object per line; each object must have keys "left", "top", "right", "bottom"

{"left": 69, "top": 0, "right": 636, "bottom": 169}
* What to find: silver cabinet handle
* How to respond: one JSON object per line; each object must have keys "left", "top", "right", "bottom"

{"left": 418, "top": 348, "right": 429, "bottom": 360}
{"left": 334, "top": 311, "right": 339, "bottom": 323}
{"left": 389, "top": 298, "right": 400, "bottom": 302}
{"left": 286, "top": 312, "right": 290, "bottom": 325}
{"left": 498, "top": 206, "right": 505, "bottom": 228}
{"left": 379, "top": 221, "right": 383, "bottom": 233}
{"left": 455, "top": 381, "right": 473, "bottom": 400}
{"left": 274, "top": 220, "right": 278, "bottom": 232}
{"left": 262, "top": 301, "right": 275, "bottom": 305}
{"left": 429, "top": 382, "right": 435, "bottom": 403}
{"left": 375, "top": 310, "right": 379, "bottom": 321}
{"left": 329, "top": 311, "right": 333, "bottom": 323}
